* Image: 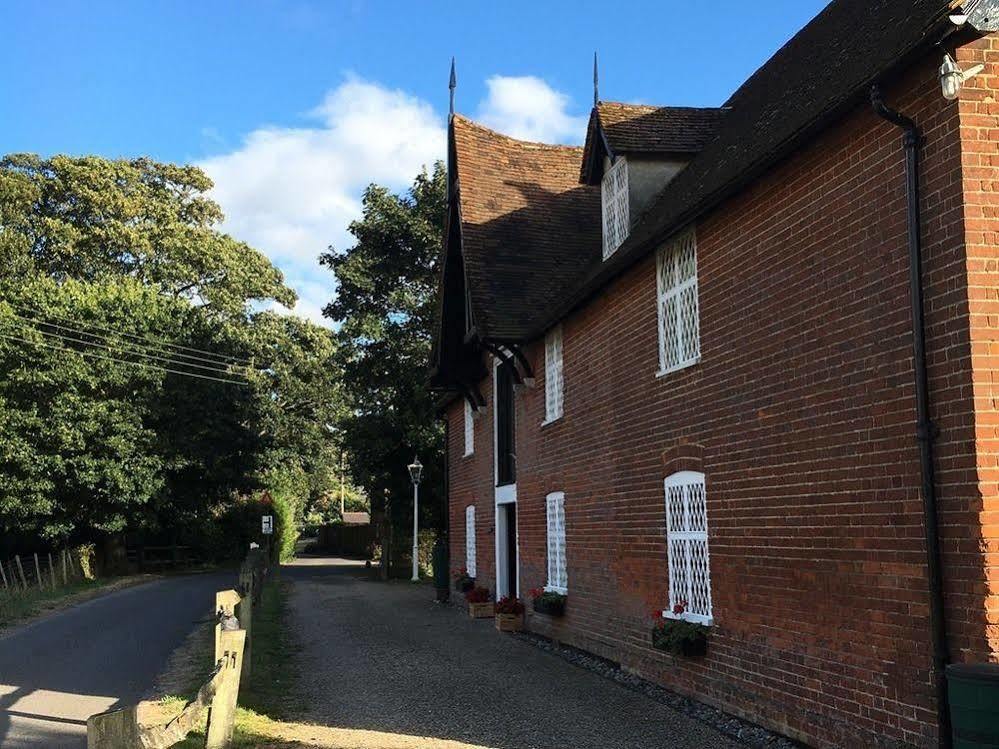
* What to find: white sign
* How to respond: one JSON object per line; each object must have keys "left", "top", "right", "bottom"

{"left": 262, "top": 515, "right": 274, "bottom": 535}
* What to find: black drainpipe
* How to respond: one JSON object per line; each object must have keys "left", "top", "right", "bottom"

{"left": 870, "top": 84, "right": 950, "bottom": 747}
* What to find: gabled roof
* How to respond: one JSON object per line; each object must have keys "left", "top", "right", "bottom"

{"left": 433, "top": 0, "right": 968, "bottom": 388}
{"left": 580, "top": 103, "right": 728, "bottom": 183}
{"left": 452, "top": 115, "right": 601, "bottom": 341}
{"left": 541, "top": 0, "right": 960, "bottom": 337}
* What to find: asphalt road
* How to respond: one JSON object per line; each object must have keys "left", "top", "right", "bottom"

{"left": 0, "top": 571, "right": 231, "bottom": 748}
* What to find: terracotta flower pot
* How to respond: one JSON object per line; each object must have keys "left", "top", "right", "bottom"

{"left": 495, "top": 613, "right": 523, "bottom": 632}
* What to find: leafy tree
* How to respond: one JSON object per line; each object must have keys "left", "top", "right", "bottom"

{"left": 321, "top": 163, "right": 446, "bottom": 543}
{"left": 0, "top": 153, "right": 344, "bottom": 553}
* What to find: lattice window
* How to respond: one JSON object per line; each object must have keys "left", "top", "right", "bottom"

{"left": 601, "top": 158, "right": 629, "bottom": 259}
{"left": 664, "top": 471, "right": 711, "bottom": 624}
{"left": 465, "top": 505, "right": 476, "bottom": 578}
{"left": 545, "top": 492, "right": 567, "bottom": 593}
{"left": 544, "top": 326, "right": 564, "bottom": 423}
{"left": 463, "top": 399, "right": 474, "bottom": 456}
{"left": 656, "top": 230, "right": 700, "bottom": 375}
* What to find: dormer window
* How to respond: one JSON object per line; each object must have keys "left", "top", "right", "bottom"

{"left": 601, "top": 158, "right": 629, "bottom": 259}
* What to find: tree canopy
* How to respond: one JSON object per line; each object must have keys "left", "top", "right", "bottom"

{"left": 321, "top": 163, "right": 446, "bottom": 536}
{"left": 0, "top": 153, "right": 345, "bottom": 554}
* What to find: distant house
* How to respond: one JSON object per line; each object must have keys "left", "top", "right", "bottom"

{"left": 430, "top": 1, "right": 999, "bottom": 747}
{"left": 342, "top": 511, "right": 370, "bottom": 526}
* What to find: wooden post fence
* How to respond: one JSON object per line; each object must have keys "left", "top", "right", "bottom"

{"left": 33, "top": 552, "right": 43, "bottom": 590}
{"left": 15, "top": 555, "right": 27, "bottom": 589}
{"left": 87, "top": 546, "right": 265, "bottom": 748}
{"left": 204, "top": 628, "right": 246, "bottom": 749}
{"left": 61, "top": 549, "right": 68, "bottom": 585}
{"left": 0, "top": 560, "right": 7, "bottom": 590}
{"left": 48, "top": 552, "right": 56, "bottom": 589}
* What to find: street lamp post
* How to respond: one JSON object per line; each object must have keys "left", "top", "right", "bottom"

{"left": 407, "top": 456, "right": 423, "bottom": 582}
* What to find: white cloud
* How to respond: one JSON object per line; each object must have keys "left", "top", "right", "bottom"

{"left": 199, "top": 75, "right": 446, "bottom": 308}
{"left": 200, "top": 73, "right": 587, "bottom": 328}
{"left": 476, "top": 76, "right": 588, "bottom": 144}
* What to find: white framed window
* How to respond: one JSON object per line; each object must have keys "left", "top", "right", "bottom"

{"left": 465, "top": 505, "right": 476, "bottom": 577}
{"left": 463, "top": 399, "right": 474, "bottom": 456}
{"left": 663, "top": 471, "right": 711, "bottom": 625}
{"left": 656, "top": 229, "right": 700, "bottom": 376}
{"left": 545, "top": 492, "right": 567, "bottom": 593}
{"left": 601, "top": 157, "right": 629, "bottom": 259}
{"left": 543, "top": 325, "right": 564, "bottom": 423}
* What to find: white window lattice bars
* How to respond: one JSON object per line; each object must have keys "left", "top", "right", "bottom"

{"left": 601, "top": 158, "right": 630, "bottom": 259}
{"left": 463, "top": 399, "right": 474, "bottom": 456}
{"left": 656, "top": 229, "right": 700, "bottom": 375}
{"left": 544, "top": 325, "right": 564, "bottom": 423}
{"left": 663, "top": 471, "right": 711, "bottom": 624}
{"left": 545, "top": 492, "right": 567, "bottom": 593}
{"left": 465, "top": 505, "right": 476, "bottom": 578}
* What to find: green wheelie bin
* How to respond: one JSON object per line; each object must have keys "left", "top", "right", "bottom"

{"left": 947, "top": 663, "right": 999, "bottom": 748}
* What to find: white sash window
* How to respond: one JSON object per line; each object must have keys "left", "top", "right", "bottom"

{"left": 656, "top": 230, "right": 700, "bottom": 375}
{"left": 545, "top": 492, "right": 567, "bottom": 593}
{"left": 601, "top": 158, "right": 629, "bottom": 259}
{"left": 544, "top": 326, "right": 564, "bottom": 423}
{"left": 664, "top": 471, "right": 711, "bottom": 624}
{"left": 463, "top": 399, "right": 474, "bottom": 456}
{"left": 465, "top": 505, "right": 476, "bottom": 578}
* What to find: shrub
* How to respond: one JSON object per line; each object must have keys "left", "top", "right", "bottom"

{"left": 650, "top": 602, "right": 709, "bottom": 656}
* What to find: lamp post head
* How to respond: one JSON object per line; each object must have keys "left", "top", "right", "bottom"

{"left": 408, "top": 456, "right": 423, "bottom": 486}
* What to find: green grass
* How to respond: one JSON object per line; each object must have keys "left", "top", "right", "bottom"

{"left": 0, "top": 578, "right": 109, "bottom": 629}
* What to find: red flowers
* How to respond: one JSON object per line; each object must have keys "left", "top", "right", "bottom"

{"left": 673, "top": 599, "right": 688, "bottom": 616}
{"left": 528, "top": 587, "right": 544, "bottom": 600}
{"left": 494, "top": 596, "right": 525, "bottom": 615}
{"left": 465, "top": 586, "right": 490, "bottom": 603}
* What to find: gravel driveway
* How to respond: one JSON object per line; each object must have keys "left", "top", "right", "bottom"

{"left": 284, "top": 557, "right": 740, "bottom": 749}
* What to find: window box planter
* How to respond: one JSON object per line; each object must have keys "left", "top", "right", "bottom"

{"left": 465, "top": 586, "right": 492, "bottom": 618}
{"left": 495, "top": 613, "right": 524, "bottom": 632}
{"left": 650, "top": 617, "right": 709, "bottom": 657}
{"left": 529, "top": 589, "right": 566, "bottom": 617}
{"left": 494, "top": 596, "right": 525, "bottom": 632}
{"left": 454, "top": 574, "right": 475, "bottom": 593}
{"left": 469, "top": 602, "right": 494, "bottom": 618}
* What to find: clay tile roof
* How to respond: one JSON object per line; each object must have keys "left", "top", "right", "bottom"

{"left": 598, "top": 102, "right": 727, "bottom": 155}
{"left": 543, "top": 0, "right": 959, "bottom": 337}
{"left": 452, "top": 115, "right": 601, "bottom": 341}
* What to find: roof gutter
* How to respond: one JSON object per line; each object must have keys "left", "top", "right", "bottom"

{"left": 870, "top": 84, "right": 951, "bottom": 749}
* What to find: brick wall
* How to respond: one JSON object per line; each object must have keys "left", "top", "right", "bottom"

{"left": 447, "top": 43, "right": 996, "bottom": 749}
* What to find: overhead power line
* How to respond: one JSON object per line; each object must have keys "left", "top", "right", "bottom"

{"left": 19, "top": 319, "right": 248, "bottom": 377}
{"left": 7, "top": 302, "right": 254, "bottom": 367}
{"left": 0, "top": 332, "right": 251, "bottom": 386}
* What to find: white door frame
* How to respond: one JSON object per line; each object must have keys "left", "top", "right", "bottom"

{"left": 493, "top": 355, "right": 518, "bottom": 598}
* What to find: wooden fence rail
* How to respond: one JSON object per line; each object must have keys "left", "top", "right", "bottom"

{"left": 86, "top": 548, "right": 267, "bottom": 749}
{"left": 0, "top": 548, "right": 88, "bottom": 595}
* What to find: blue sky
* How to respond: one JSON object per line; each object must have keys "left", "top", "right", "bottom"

{"left": 0, "top": 0, "right": 828, "bottom": 324}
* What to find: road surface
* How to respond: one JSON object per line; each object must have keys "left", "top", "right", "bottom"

{"left": 285, "top": 557, "right": 740, "bottom": 749}
{"left": 0, "top": 571, "right": 230, "bottom": 748}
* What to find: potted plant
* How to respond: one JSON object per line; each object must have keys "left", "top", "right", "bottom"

{"left": 529, "top": 588, "right": 567, "bottom": 617}
{"left": 650, "top": 600, "right": 708, "bottom": 657}
{"left": 465, "top": 586, "right": 493, "bottom": 618}
{"left": 494, "top": 596, "right": 525, "bottom": 632}
{"left": 453, "top": 567, "right": 475, "bottom": 593}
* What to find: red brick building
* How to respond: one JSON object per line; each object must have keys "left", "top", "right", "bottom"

{"left": 429, "top": 1, "right": 998, "bottom": 746}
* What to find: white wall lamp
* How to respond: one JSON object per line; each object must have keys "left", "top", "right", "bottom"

{"left": 940, "top": 52, "right": 985, "bottom": 100}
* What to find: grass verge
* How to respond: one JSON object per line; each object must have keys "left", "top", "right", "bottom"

{"left": 0, "top": 575, "right": 152, "bottom": 631}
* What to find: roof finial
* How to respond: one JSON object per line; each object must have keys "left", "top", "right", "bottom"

{"left": 593, "top": 51, "right": 599, "bottom": 107}
{"left": 449, "top": 57, "right": 457, "bottom": 118}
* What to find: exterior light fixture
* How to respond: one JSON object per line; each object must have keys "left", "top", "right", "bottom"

{"left": 940, "top": 52, "right": 985, "bottom": 100}
{"left": 408, "top": 456, "right": 423, "bottom": 582}
{"left": 408, "top": 456, "right": 423, "bottom": 486}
